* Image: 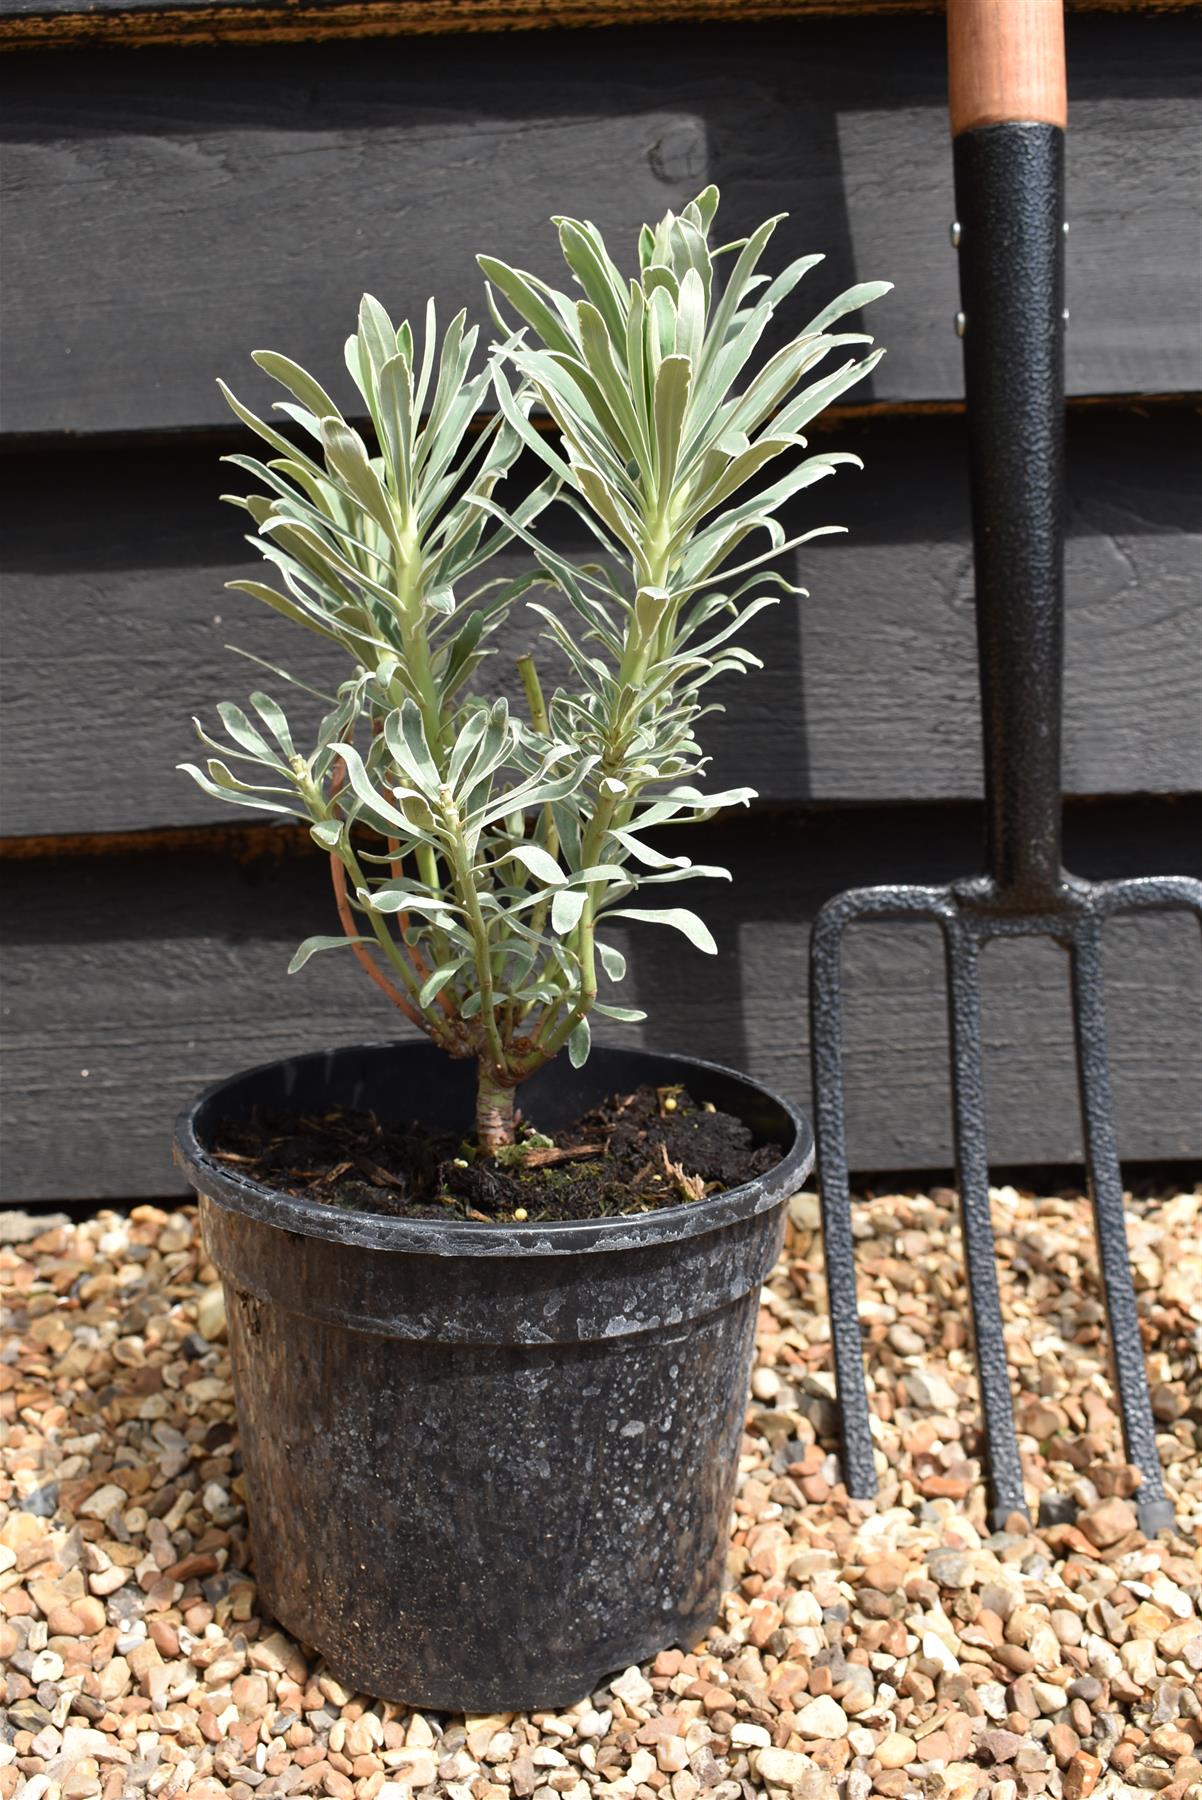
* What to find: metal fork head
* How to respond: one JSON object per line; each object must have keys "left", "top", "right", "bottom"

{"left": 809, "top": 870, "right": 1202, "bottom": 1533}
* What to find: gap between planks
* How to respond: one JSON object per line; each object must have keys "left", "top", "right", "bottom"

{"left": 5, "top": 795, "right": 1200, "bottom": 865}
{"left": 2, "top": 392, "right": 1197, "bottom": 463}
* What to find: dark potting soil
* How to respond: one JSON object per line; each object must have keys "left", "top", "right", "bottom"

{"left": 209, "top": 1083, "right": 782, "bottom": 1224}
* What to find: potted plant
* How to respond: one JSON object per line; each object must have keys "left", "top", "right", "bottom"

{"left": 175, "top": 188, "right": 887, "bottom": 1709}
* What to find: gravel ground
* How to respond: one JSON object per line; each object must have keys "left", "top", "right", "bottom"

{"left": 2, "top": 1184, "right": 1200, "bottom": 1800}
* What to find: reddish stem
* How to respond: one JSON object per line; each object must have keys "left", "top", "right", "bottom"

{"left": 328, "top": 851, "right": 434, "bottom": 1036}
{"left": 325, "top": 756, "right": 436, "bottom": 1036}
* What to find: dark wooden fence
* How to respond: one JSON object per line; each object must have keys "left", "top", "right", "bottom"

{"left": 2, "top": 0, "right": 1200, "bottom": 1199}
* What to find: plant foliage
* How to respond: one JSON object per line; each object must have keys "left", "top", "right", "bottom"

{"left": 181, "top": 189, "right": 888, "bottom": 1146}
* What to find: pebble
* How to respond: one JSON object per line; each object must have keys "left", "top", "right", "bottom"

{"left": 729, "top": 1722, "right": 771, "bottom": 1749}
{"left": 904, "top": 1368, "right": 960, "bottom": 1413}
{"left": 1, "top": 1190, "right": 1197, "bottom": 1800}
{"left": 927, "top": 1550, "right": 973, "bottom": 1589}
{"left": 1079, "top": 1495, "right": 1139, "bottom": 1547}
{"left": 888, "top": 1323, "right": 925, "bottom": 1356}
{"left": 1062, "top": 1750, "right": 1103, "bottom": 1799}
{"left": 574, "top": 1709, "right": 610, "bottom": 1739}
{"left": 1050, "top": 1606, "right": 1083, "bottom": 1646}
{"left": 386, "top": 1748, "right": 438, "bottom": 1786}
{"left": 71, "top": 1596, "right": 107, "bottom": 1635}
{"left": 795, "top": 1696, "right": 848, "bottom": 1737}
{"left": 784, "top": 1589, "right": 823, "bottom": 1627}
{"left": 921, "top": 1631, "right": 961, "bottom": 1674}
{"left": 655, "top": 1735, "right": 690, "bottom": 1771}
{"left": 753, "top": 1747, "right": 814, "bottom": 1786}
{"left": 609, "top": 1666, "right": 654, "bottom": 1707}
{"left": 876, "top": 1732, "right": 917, "bottom": 1768}
{"left": 197, "top": 1281, "right": 228, "bottom": 1341}
{"left": 88, "top": 1563, "right": 129, "bottom": 1596}
{"left": 76, "top": 1484, "right": 127, "bottom": 1520}
{"left": 1121, "top": 1637, "right": 1161, "bottom": 1685}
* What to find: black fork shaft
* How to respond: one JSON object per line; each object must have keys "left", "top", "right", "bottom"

{"left": 954, "top": 121, "right": 1066, "bottom": 909}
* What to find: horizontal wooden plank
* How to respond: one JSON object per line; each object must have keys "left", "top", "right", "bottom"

{"left": 1, "top": 13, "right": 1199, "bottom": 437}
{"left": 3, "top": 0, "right": 1194, "bottom": 55}
{"left": 0, "top": 0, "right": 935, "bottom": 52}
{"left": 2, "top": 799, "right": 1198, "bottom": 1200}
{"left": 2, "top": 408, "right": 1198, "bottom": 836}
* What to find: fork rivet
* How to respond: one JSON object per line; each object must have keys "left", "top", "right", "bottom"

{"left": 950, "top": 220, "right": 962, "bottom": 248}
{"left": 955, "top": 311, "right": 968, "bottom": 338}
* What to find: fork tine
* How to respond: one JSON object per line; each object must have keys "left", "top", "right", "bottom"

{"left": 943, "top": 919, "right": 1028, "bottom": 1526}
{"left": 810, "top": 897, "right": 877, "bottom": 1502}
{"left": 1070, "top": 917, "right": 1176, "bottom": 1535}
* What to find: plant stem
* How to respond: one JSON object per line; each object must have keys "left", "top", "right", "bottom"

{"left": 339, "top": 837, "right": 465, "bottom": 1049}
{"left": 475, "top": 1064, "right": 517, "bottom": 1153}
{"left": 525, "top": 790, "right": 614, "bottom": 1070}
{"left": 322, "top": 754, "right": 451, "bottom": 1040}
{"left": 530, "top": 906, "right": 597, "bottom": 1067}
{"left": 392, "top": 547, "right": 459, "bottom": 975}
{"left": 388, "top": 840, "right": 460, "bottom": 1023}
{"left": 517, "top": 652, "right": 560, "bottom": 943}
{"left": 328, "top": 852, "right": 433, "bottom": 1037}
{"left": 517, "top": 652, "right": 549, "bottom": 735}
{"left": 442, "top": 788, "right": 508, "bottom": 1079}
{"left": 396, "top": 545, "right": 446, "bottom": 760}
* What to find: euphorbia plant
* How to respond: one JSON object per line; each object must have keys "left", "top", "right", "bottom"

{"left": 182, "top": 188, "right": 887, "bottom": 1152}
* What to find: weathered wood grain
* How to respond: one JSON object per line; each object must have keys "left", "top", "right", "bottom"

{"left": 1, "top": 0, "right": 1192, "bottom": 56}
{"left": 2, "top": 800, "right": 1198, "bottom": 1199}
{"left": 2, "top": 14, "right": 1199, "bottom": 437}
{"left": 3, "top": 409, "right": 1198, "bottom": 837}
{"left": 0, "top": 0, "right": 934, "bottom": 53}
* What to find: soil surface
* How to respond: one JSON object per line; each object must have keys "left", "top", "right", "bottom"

{"left": 208, "top": 1084, "right": 783, "bottom": 1223}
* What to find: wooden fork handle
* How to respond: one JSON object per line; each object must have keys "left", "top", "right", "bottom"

{"left": 948, "top": 0, "right": 1066, "bottom": 137}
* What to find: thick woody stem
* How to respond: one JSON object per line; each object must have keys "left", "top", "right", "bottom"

{"left": 475, "top": 1065, "right": 517, "bottom": 1153}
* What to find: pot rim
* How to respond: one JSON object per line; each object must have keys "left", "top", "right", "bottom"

{"left": 174, "top": 1039, "right": 813, "bottom": 1259}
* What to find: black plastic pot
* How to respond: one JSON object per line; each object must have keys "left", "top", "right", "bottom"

{"left": 175, "top": 1040, "right": 812, "bottom": 1711}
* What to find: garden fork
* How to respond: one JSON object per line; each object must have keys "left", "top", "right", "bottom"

{"left": 809, "top": 0, "right": 1202, "bottom": 1534}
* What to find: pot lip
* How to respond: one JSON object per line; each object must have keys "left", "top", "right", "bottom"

{"left": 174, "top": 1039, "right": 814, "bottom": 1259}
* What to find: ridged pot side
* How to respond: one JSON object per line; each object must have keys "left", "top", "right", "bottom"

{"left": 177, "top": 1042, "right": 813, "bottom": 1711}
